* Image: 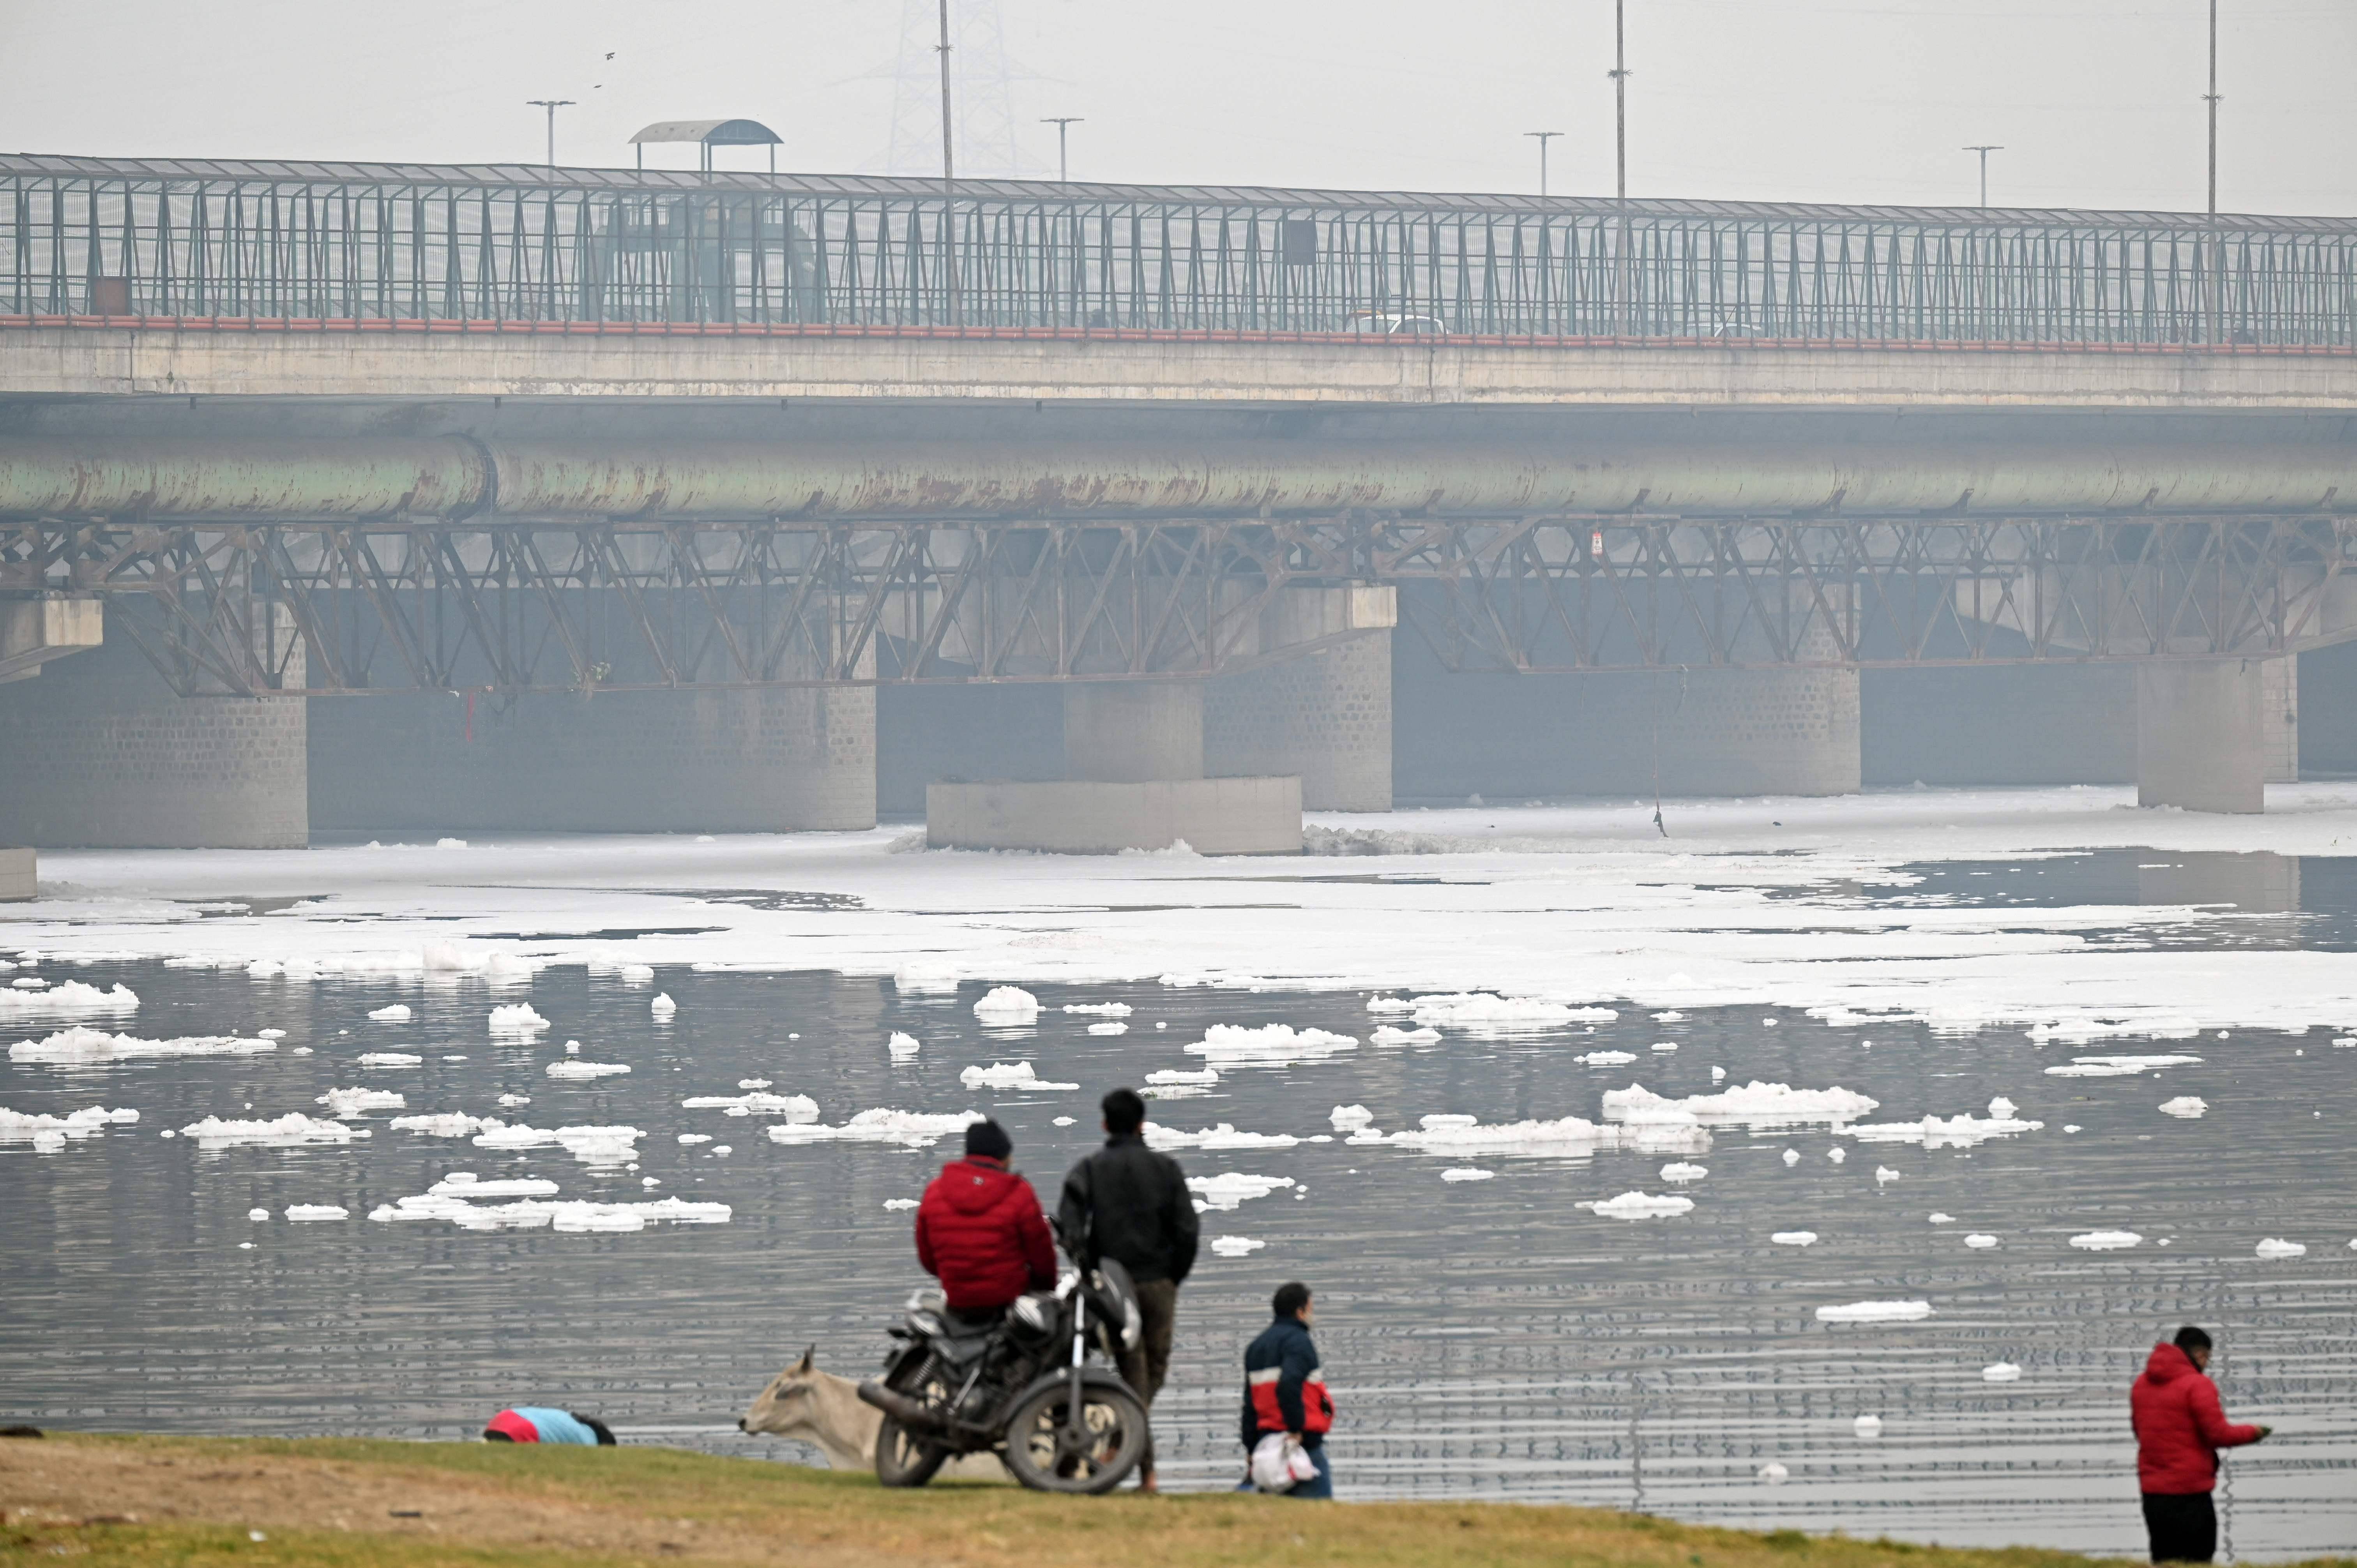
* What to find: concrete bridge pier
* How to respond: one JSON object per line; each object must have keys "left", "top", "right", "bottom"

{"left": 0, "top": 600, "right": 308, "bottom": 849}
{"left": 2137, "top": 660, "right": 2272, "bottom": 813}
{"left": 1207, "top": 634, "right": 1394, "bottom": 811}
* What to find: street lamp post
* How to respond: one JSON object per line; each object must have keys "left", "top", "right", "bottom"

{"left": 527, "top": 100, "right": 576, "bottom": 167}
{"left": 1524, "top": 131, "right": 1563, "bottom": 197}
{"left": 1963, "top": 144, "right": 2002, "bottom": 207}
{"left": 1041, "top": 117, "right": 1084, "bottom": 183}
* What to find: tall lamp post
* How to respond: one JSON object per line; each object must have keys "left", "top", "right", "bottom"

{"left": 1041, "top": 117, "right": 1084, "bottom": 183}
{"left": 1963, "top": 144, "right": 2002, "bottom": 207}
{"left": 1607, "top": 0, "right": 1631, "bottom": 333}
{"left": 1525, "top": 130, "right": 1563, "bottom": 197}
{"left": 527, "top": 100, "right": 575, "bottom": 167}
{"left": 936, "top": 0, "right": 959, "bottom": 324}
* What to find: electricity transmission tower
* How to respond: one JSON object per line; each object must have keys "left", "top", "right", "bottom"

{"left": 886, "top": 0, "right": 1033, "bottom": 178}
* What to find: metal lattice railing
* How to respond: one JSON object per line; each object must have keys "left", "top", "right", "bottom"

{"left": 7, "top": 154, "right": 2355, "bottom": 345}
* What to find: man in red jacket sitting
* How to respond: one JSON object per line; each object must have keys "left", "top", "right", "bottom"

{"left": 913, "top": 1119, "right": 1057, "bottom": 1320}
{"left": 2130, "top": 1326, "right": 2270, "bottom": 1563}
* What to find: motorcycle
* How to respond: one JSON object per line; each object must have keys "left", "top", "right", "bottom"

{"left": 855, "top": 1254, "right": 1150, "bottom": 1494}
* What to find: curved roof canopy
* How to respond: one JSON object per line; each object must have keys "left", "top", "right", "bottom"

{"left": 629, "top": 118, "right": 781, "bottom": 147}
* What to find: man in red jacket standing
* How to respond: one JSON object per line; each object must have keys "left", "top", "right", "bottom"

{"left": 913, "top": 1119, "right": 1057, "bottom": 1319}
{"left": 2130, "top": 1326, "right": 2270, "bottom": 1563}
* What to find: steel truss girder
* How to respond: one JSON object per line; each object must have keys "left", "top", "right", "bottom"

{"left": 0, "top": 515, "right": 2347, "bottom": 697}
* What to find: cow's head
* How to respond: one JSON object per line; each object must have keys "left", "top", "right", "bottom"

{"left": 739, "top": 1346, "right": 823, "bottom": 1437}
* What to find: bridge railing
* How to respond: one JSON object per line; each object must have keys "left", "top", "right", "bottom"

{"left": 6, "top": 155, "right": 2355, "bottom": 346}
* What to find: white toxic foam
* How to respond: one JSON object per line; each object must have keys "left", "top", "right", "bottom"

{"left": 428, "top": 1174, "right": 558, "bottom": 1198}
{"left": 1602, "top": 1081, "right": 1879, "bottom": 1127}
{"left": 389, "top": 1112, "right": 498, "bottom": 1136}
{"left": 2254, "top": 1238, "right": 2306, "bottom": 1259}
{"left": 680, "top": 1091, "right": 819, "bottom": 1120}
{"left": 0, "top": 1104, "right": 139, "bottom": 1145}
{"left": 1575, "top": 1051, "right": 1638, "bottom": 1066}
{"left": 766, "top": 1109, "right": 982, "bottom": 1148}
{"left": 1816, "top": 1300, "right": 1933, "bottom": 1323}
{"left": 1184, "top": 1023, "right": 1358, "bottom": 1068}
{"left": 1782, "top": 1149, "right": 1801, "bottom": 1166}
{"left": 1853, "top": 1414, "right": 1884, "bottom": 1438}
{"left": 1146, "top": 1122, "right": 1301, "bottom": 1151}
{"left": 1370, "top": 1025, "right": 1442, "bottom": 1045}
{"left": 1087, "top": 1021, "right": 1129, "bottom": 1035}
{"left": 1928, "top": 1212, "right": 1954, "bottom": 1224}
{"left": 883, "top": 1198, "right": 919, "bottom": 1211}
{"left": 1582, "top": 1190, "right": 1695, "bottom": 1219}
{"left": 1441, "top": 1167, "right": 1496, "bottom": 1182}
{"left": 2044, "top": 1055, "right": 2202, "bottom": 1077}
{"left": 1660, "top": 1162, "right": 1708, "bottom": 1183}
{"left": 471, "top": 1123, "right": 643, "bottom": 1165}
{"left": 1145, "top": 1068, "right": 1219, "bottom": 1087}
{"left": 2069, "top": 1229, "right": 2142, "bottom": 1250}
{"left": 1187, "top": 1173, "right": 1296, "bottom": 1211}
{"left": 650, "top": 993, "right": 677, "bottom": 1018}
{"left": 367, "top": 1005, "right": 413, "bottom": 1022}
{"left": 545, "top": 1061, "right": 631, "bottom": 1081}
{"left": 1210, "top": 1235, "right": 1266, "bottom": 1256}
{"left": 1377, "top": 1113, "right": 1677, "bottom": 1158}
{"left": 617, "top": 964, "right": 656, "bottom": 985}
{"left": 10, "top": 1026, "right": 274, "bottom": 1064}
{"left": 316, "top": 1087, "right": 405, "bottom": 1118}
{"left": 1965, "top": 1233, "right": 1999, "bottom": 1248}
{"left": 1650, "top": 1042, "right": 1679, "bottom": 1053}
{"left": 888, "top": 1032, "right": 922, "bottom": 1057}
{"left": 0, "top": 981, "right": 140, "bottom": 1019}
{"left": 1827, "top": 1148, "right": 1847, "bottom": 1164}
{"left": 1875, "top": 1167, "right": 1901, "bottom": 1184}
{"left": 1328, "top": 1104, "right": 1373, "bottom": 1128}
{"left": 357, "top": 1052, "right": 422, "bottom": 1067}
{"left": 1064, "top": 1003, "right": 1133, "bottom": 1016}
{"left": 1771, "top": 1231, "right": 1818, "bottom": 1246}
{"left": 972, "top": 986, "right": 1042, "bottom": 1021}
{"left": 2158, "top": 1097, "right": 2208, "bottom": 1118}
{"left": 1842, "top": 1112, "right": 2045, "bottom": 1148}
{"left": 182, "top": 1113, "right": 364, "bottom": 1148}
{"left": 1982, "top": 1362, "right": 2023, "bottom": 1383}
{"left": 285, "top": 1204, "right": 349, "bottom": 1222}
{"left": 1758, "top": 1462, "right": 1790, "bottom": 1484}
{"left": 1988, "top": 1097, "right": 2019, "bottom": 1118}
{"left": 959, "top": 1061, "right": 1080, "bottom": 1091}
{"left": 487, "top": 1004, "right": 551, "bottom": 1036}
{"left": 1398, "top": 993, "right": 1619, "bottom": 1032}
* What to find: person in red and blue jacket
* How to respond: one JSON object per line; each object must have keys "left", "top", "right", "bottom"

{"left": 2130, "top": 1326, "right": 2269, "bottom": 1563}
{"left": 483, "top": 1408, "right": 614, "bottom": 1445}
{"left": 1239, "top": 1281, "right": 1334, "bottom": 1498}
{"left": 913, "top": 1119, "right": 1057, "bottom": 1317}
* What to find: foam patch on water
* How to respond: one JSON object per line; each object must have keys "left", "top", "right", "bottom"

{"left": 1771, "top": 1231, "right": 1818, "bottom": 1246}
{"left": 1086, "top": 1021, "right": 1129, "bottom": 1036}
{"left": 680, "top": 1091, "right": 819, "bottom": 1120}
{"left": 650, "top": 994, "right": 677, "bottom": 1018}
{"left": 10, "top": 1026, "right": 274, "bottom": 1064}
{"left": 1210, "top": 1235, "right": 1266, "bottom": 1256}
{"left": 883, "top": 1198, "right": 918, "bottom": 1211}
{"left": 1145, "top": 1068, "right": 1219, "bottom": 1087}
{"left": 316, "top": 1087, "right": 405, "bottom": 1118}
{"left": 1603, "top": 1081, "right": 1878, "bottom": 1127}
{"left": 766, "top": 1109, "right": 982, "bottom": 1148}
{"left": 1146, "top": 1122, "right": 1301, "bottom": 1150}
{"left": 2255, "top": 1238, "right": 2306, "bottom": 1259}
{"left": 1184, "top": 1023, "right": 1358, "bottom": 1067}
{"left": 1187, "top": 1173, "right": 1296, "bottom": 1210}
{"left": 1373, "top": 1112, "right": 1696, "bottom": 1158}
{"left": 285, "top": 1205, "right": 348, "bottom": 1222}
{"left": 357, "top": 1052, "right": 421, "bottom": 1067}
{"left": 1328, "top": 1104, "right": 1373, "bottom": 1128}
{"left": 2158, "top": 1097, "right": 2208, "bottom": 1118}
{"left": 1396, "top": 993, "right": 1619, "bottom": 1033}
{"left": 429, "top": 1173, "right": 558, "bottom": 1198}
{"left": 1816, "top": 1300, "right": 1933, "bottom": 1323}
{"left": 2044, "top": 1054, "right": 2202, "bottom": 1077}
{"left": 959, "top": 1061, "right": 1080, "bottom": 1091}
{"left": 1659, "top": 1162, "right": 1708, "bottom": 1183}
{"left": 2069, "top": 1229, "right": 2142, "bottom": 1250}
{"left": 546, "top": 1061, "right": 630, "bottom": 1081}
{"left": 367, "top": 1005, "right": 412, "bottom": 1022}
{"left": 1581, "top": 1191, "right": 1696, "bottom": 1219}
{"left": 487, "top": 1004, "right": 550, "bottom": 1036}
{"left": 1441, "top": 1167, "right": 1495, "bottom": 1182}
{"left": 182, "top": 1113, "right": 364, "bottom": 1148}
{"left": 1965, "top": 1233, "right": 1999, "bottom": 1248}
{"left": 888, "top": 1032, "right": 921, "bottom": 1057}
{"left": 1576, "top": 1051, "right": 1638, "bottom": 1065}
{"left": 0, "top": 981, "right": 139, "bottom": 1019}
{"left": 1370, "top": 1025, "right": 1442, "bottom": 1045}
{"left": 389, "top": 1112, "right": 498, "bottom": 1136}
{"left": 1842, "top": 1112, "right": 2046, "bottom": 1148}
{"left": 1982, "top": 1362, "right": 2023, "bottom": 1383}
{"left": 1065, "top": 1003, "right": 1132, "bottom": 1016}
{"left": 472, "top": 1123, "right": 643, "bottom": 1165}
{"left": 0, "top": 1104, "right": 138, "bottom": 1146}
{"left": 368, "top": 1193, "right": 727, "bottom": 1231}
{"left": 972, "top": 986, "right": 1041, "bottom": 1021}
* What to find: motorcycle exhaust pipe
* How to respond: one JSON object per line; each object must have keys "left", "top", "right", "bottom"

{"left": 856, "top": 1379, "right": 947, "bottom": 1434}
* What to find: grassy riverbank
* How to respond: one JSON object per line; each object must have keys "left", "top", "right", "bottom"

{"left": 3, "top": 1435, "right": 2343, "bottom": 1568}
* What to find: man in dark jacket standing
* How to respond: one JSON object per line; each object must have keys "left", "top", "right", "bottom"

{"left": 913, "top": 1119, "right": 1057, "bottom": 1317}
{"left": 1057, "top": 1087, "right": 1197, "bottom": 1492}
{"left": 1241, "top": 1281, "right": 1333, "bottom": 1498}
{"left": 2130, "top": 1326, "right": 2270, "bottom": 1563}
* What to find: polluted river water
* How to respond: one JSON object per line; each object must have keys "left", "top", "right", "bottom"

{"left": 2, "top": 784, "right": 2354, "bottom": 1559}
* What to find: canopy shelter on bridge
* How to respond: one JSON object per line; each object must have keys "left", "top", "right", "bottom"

{"left": 629, "top": 119, "right": 782, "bottom": 174}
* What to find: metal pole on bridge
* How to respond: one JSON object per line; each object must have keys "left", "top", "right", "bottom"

{"left": 1609, "top": 0, "right": 1630, "bottom": 334}
{"left": 2205, "top": 0, "right": 2222, "bottom": 343}
{"left": 1042, "top": 117, "right": 1084, "bottom": 183}
{"left": 1963, "top": 145, "right": 2002, "bottom": 207}
{"left": 526, "top": 100, "right": 574, "bottom": 168}
{"left": 937, "top": 0, "right": 961, "bottom": 325}
{"left": 1525, "top": 131, "right": 1563, "bottom": 197}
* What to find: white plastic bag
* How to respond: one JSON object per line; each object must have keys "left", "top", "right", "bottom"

{"left": 1286, "top": 1441, "right": 1322, "bottom": 1485}
{"left": 1250, "top": 1432, "right": 1299, "bottom": 1492}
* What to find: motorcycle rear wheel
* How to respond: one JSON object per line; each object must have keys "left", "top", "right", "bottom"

{"left": 875, "top": 1414, "right": 951, "bottom": 1488}
{"left": 1001, "top": 1382, "right": 1149, "bottom": 1495}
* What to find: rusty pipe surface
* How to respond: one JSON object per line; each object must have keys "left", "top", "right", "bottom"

{"left": 2, "top": 438, "right": 2350, "bottom": 519}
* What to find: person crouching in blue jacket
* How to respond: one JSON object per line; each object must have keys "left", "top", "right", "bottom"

{"left": 1240, "top": 1281, "right": 1334, "bottom": 1498}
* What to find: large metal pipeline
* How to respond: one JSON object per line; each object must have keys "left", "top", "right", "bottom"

{"left": 2, "top": 438, "right": 2350, "bottom": 519}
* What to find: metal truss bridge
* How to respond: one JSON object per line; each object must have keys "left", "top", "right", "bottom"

{"left": 5, "top": 154, "right": 2355, "bottom": 346}
{"left": 5, "top": 514, "right": 2347, "bottom": 699}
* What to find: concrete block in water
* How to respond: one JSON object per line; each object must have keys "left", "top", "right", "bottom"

{"left": 926, "top": 777, "right": 1301, "bottom": 854}
{"left": 0, "top": 846, "right": 33, "bottom": 902}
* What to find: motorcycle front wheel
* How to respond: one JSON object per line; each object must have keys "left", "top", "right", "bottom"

{"left": 1001, "top": 1381, "right": 1149, "bottom": 1495}
{"left": 875, "top": 1413, "right": 951, "bottom": 1488}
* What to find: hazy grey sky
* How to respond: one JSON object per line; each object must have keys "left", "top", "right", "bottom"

{"left": 4, "top": 0, "right": 2351, "bottom": 215}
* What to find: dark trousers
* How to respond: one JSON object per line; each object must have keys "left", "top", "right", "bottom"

{"left": 1115, "top": 1278, "right": 1178, "bottom": 1473}
{"left": 2143, "top": 1491, "right": 2217, "bottom": 1564}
